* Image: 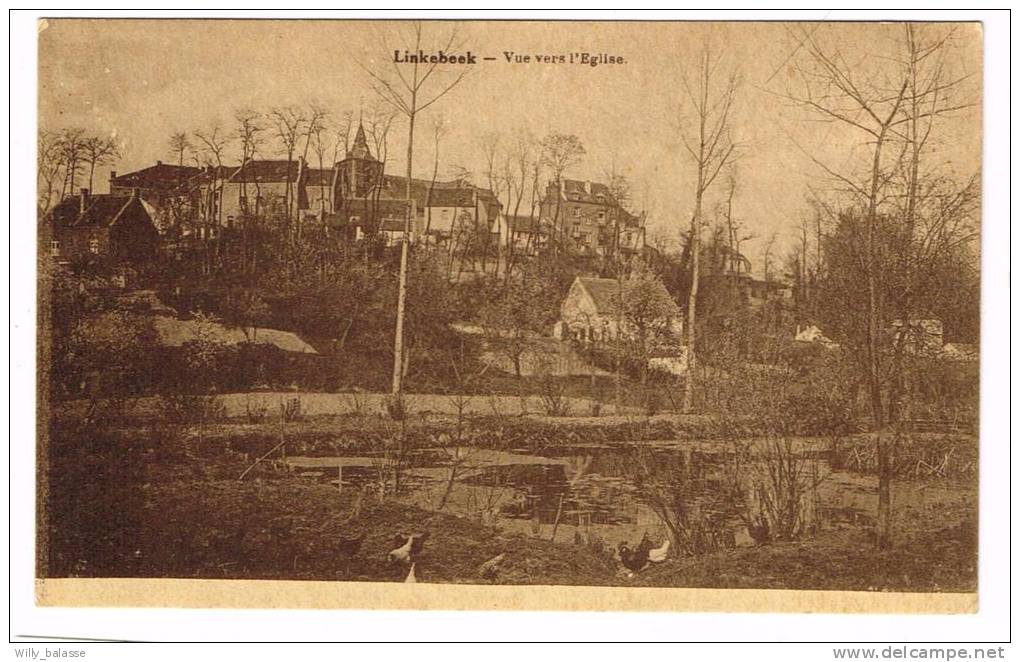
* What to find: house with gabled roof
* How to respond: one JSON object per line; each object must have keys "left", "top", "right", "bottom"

{"left": 109, "top": 161, "right": 203, "bottom": 234}
{"left": 556, "top": 275, "right": 682, "bottom": 344}
{"left": 45, "top": 188, "right": 159, "bottom": 264}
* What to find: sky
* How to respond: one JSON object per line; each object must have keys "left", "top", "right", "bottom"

{"left": 38, "top": 19, "right": 982, "bottom": 276}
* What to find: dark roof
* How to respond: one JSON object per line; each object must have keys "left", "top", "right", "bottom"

{"left": 228, "top": 160, "right": 300, "bottom": 183}
{"left": 48, "top": 193, "right": 140, "bottom": 229}
{"left": 427, "top": 187, "right": 475, "bottom": 207}
{"left": 560, "top": 179, "right": 616, "bottom": 205}
{"left": 576, "top": 277, "right": 621, "bottom": 314}
{"left": 305, "top": 168, "right": 334, "bottom": 187}
{"left": 345, "top": 199, "right": 412, "bottom": 221}
{"left": 110, "top": 163, "right": 201, "bottom": 191}
{"left": 507, "top": 215, "right": 542, "bottom": 233}
{"left": 376, "top": 175, "right": 499, "bottom": 210}
{"left": 576, "top": 276, "right": 680, "bottom": 317}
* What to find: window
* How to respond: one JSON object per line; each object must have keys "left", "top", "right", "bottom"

{"left": 573, "top": 207, "right": 581, "bottom": 218}
{"left": 88, "top": 239, "right": 100, "bottom": 254}
{"left": 572, "top": 222, "right": 581, "bottom": 237}
{"left": 597, "top": 210, "right": 606, "bottom": 221}
{"left": 349, "top": 215, "right": 361, "bottom": 225}
{"left": 50, "top": 240, "right": 60, "bottom": 257}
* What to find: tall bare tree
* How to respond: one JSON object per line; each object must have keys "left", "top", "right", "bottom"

{"left": 167, "top": 131, "right": 192, "bottom": 167}
{"left": 57, "top": 127, "right": 86, "bottom": 200}
{"left": 270, "top": 106, "right": 308, "bottom": 232}
{"left": 503, "top": 129, "right": 536, "bottom": 279}
{"left": 787, "top": 23, "right": 974, "bottom": 548}
{"left": 81, "top": 136, "right": 120, "bottom": 194}
{"left": 331, "top": 110, "right": 354, "bottom": 166}
{"left": 37, "top": 130, "right": 64, "bottom": 212}
{"left": 424, "top": 114, "right": 448, "bottom": 240}
{"left": 358, "top": 21, "right": 471, "bottom": 396}
{"left": 677, "top": 43, "right": 740, "bottom": 412}
{"left": 540, "top": 133, "right": 586, "bottom": 253}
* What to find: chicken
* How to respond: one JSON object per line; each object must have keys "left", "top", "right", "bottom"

{"left": 647, "top": 539, "right": 670, "bottom": 563}
{"left": 618, "top": 542, "right": 650, "bottom": 574}
{"left": 619, "top": 535, "right": 669, "bottom": 574}
{"left": 479, "top": 553, "right": 507, "bottom": 580}
{"left": 388, "top": 532, "right": 430, "bottom": 564}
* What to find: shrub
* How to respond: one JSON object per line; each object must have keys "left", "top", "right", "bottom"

{"left": 731, "top": 438, "right": 826, "bottom": 544}
{"left": 538, "top": 376, "right": 570, "bottom": 417}
{"left": 280, "top": 396, "right": 304, "bottom": 422}
{"left": 245, "top": 399, "right": 269, "bottom": 424}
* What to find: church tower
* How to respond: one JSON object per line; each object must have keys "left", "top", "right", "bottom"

{"left": 336, "top": 122, "right": 384, "bottom": 204}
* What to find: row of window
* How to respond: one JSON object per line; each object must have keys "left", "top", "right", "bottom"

{"left": 572, "top": 207, "right": 608, "bottom": 221}
{"left": 50, "top": 239, "right": 99, "bottom": 256}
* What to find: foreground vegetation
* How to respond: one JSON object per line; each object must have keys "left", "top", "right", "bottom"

{"left": 42, "top": 406, "right": 977, "bottom": 592}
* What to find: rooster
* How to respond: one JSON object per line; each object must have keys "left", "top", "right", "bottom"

{"left": 619, "top": 535, "right": 669, "bottom": 575}
{"left": 388, "top": 532, "right": 430, "bottom": 564}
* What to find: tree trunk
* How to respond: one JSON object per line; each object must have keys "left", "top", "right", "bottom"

{"left": 866, "top": 126, "right": 891, "bottom": 549}
{"left": 392, "top": 105, "right": 416, "bottom": 396}
{"left": 681, "top": 186, "right": 703, "bottom": 413}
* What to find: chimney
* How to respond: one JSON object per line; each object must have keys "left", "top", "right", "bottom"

{"left": 79, "top": 188, "right": 90, "bottom": 214}
{"left": 109, "top": 170, "right": 117, "bottom": 180}
{"left": 156, "top": 160, "right": 163, "bottom": 166}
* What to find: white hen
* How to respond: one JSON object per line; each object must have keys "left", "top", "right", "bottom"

{"left": 647, "top": 539, "right": 670, "bottom": 563}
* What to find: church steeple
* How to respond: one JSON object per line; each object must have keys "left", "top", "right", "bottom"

{"left": 347, "top": 122, "right": 376, "bottom": 161}
{"left": 337, "top": 119, "right": 384, "bottom": 201}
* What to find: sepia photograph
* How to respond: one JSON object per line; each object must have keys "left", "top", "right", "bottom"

{"left": 29, "top": 16, "right": 989, "bottom": 617}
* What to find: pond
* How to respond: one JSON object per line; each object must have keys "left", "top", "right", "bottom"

{"left": 284, "top": 440, "right": 877, "bottom": 554}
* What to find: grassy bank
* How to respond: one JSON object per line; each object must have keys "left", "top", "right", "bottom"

{"left": 634, "top": 520, "right": 977, "bottom": 593}
{"left": 48, "top": 463, "right": 975, "bottom": 591}
{"left": 43, "top": 414, "right": 977, "bottom": 591}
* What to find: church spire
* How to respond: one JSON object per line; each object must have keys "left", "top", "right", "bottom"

{"left": 347, "top": 121, "right": 375, "bottom": 161}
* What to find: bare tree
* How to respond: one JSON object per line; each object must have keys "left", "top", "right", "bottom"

{"left": 540, "top": 133, "right": 586, "bottom": 253}
{"left": 677, "top": 43, "right": 740, "bottom": 412}
{"left": 233, "top": 108, "right": 265, "bottom": 214}
{"left": 503, "top": 129, "right": 536, "bottom": 279}
{"left": 601, "top": 155, "right": 632, "bottom": 267}
{"left": 477, "top": 132, "right": 505, "bottom": 274}
{"left": 308, "top": 119, "right": 332, "bottom": 218}
{"left": 57, "top": 127, "right": 86, "bottom": 200}
{"left": 81, "top": 136, "right": 120, "bottom": 194}
{"left": 233, "top": 108, "right": 266, "bottom": 274}
{"left": 167, "top": 131, "right": 192, "bottom": 167}
{"left": 357, "top": 21, "right": 472, "bottom": 397}
{"left": 424, "top": 114, "right": 449, "bottom": 240}
{"left": 762, "top": 231, "right": 779, "bottom": 283}
{"left": 194, "top": 125, "right": 232, "bottom": 226}
{"left": 332, "top": 110, "right": 355, "bottom": 165}
{"left": 787, "top": 23, "right": 974, "bottom": 548}
{"left": 37, "top": 130, "right": 64, "bottom": 212}
{"left": 269, "top": 106, "right": 308, "bottom": 231}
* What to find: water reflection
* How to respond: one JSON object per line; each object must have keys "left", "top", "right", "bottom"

{"left": 286, "top": 441, "right": 866, "bottom": 554}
